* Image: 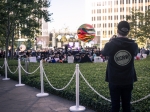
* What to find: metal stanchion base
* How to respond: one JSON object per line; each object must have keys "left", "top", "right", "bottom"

{"left": 2, "top": 78, "right": 10, "bottom": 80}
{"left": 15, "top": 84, "right": 25, "bottom": 87}
{"left": 36, "top": 93, "right": 49, "bottom": 97}
{"left": 69, "top": 106, "right": 86, "bottom": 112}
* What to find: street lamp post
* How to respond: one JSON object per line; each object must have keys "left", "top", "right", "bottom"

{"left": 57, "top": 35, "right": 62, "bottom": 41}
{"left": 66, "top": 35, "right": 70, "bottom": 41}
{"left": 57, "top": 35, "right": 62, "bottom": 47}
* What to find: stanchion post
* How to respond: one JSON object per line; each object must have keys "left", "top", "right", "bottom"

{"left": 36, "top": 60, "right": 49, "bottom": 97}
{"left": 2, "top": 58, "right": 10, "bottom": 80}
{"left": 15, "top": 59, "right": 25, "bottom": 86}
{"left": 25, "top": 58, "right": 29, "bottom": 75}
{"left": 69, "top": 64, "right": 86, "bottom": 112}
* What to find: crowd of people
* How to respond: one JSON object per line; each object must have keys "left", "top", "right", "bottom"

{"left": 0, "top": 46, "right": 149, "bottom": 63}
{"left": 27, "top": 46, "right": 106, "bottom": 63}
{"left": 0, "top": 46, "right": 106, "bottom": 63}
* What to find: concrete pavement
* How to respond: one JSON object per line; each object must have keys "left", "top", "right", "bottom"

{"left": 0, "top": 76, "right": 95, "bottom": 112}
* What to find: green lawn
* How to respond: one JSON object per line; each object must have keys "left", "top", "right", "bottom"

{"left": 0, "top": 56, "right": 150, "bottom": 112}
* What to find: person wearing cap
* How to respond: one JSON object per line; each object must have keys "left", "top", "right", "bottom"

{"left": 101, "top": 21, "right": 138, "bottom": 112}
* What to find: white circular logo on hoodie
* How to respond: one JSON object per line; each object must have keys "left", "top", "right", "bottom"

{"left": 114, "top": 50, "right": 131, "bottom": 66}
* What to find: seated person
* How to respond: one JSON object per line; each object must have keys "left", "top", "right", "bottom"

{"left": 51, "top": 57, "right": 56, "bottom": 63}
{"left": 46, "top": 57, "right": 51, "bottom": 63}
{"left": 80, "top": 53, "right": 92, "bottom": 63}
{"left": 74, "top": 54, "right": 81, "bottom": 63}
{"left": 59, "top": 54, "right": 64, "bottom": 63}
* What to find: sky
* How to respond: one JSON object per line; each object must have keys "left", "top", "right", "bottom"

{"left": 48, "top": 0, "right": 85, "bottom": 33}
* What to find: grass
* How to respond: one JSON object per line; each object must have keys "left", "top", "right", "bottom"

{"left": 0, "top": 56, "right": 150, "bottom": 112}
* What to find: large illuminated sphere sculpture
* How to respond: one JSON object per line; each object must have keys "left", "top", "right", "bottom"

{"left": 77, "top": 24, "right": 95, "bottom": 42}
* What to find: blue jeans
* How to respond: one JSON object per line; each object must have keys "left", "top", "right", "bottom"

{"left": 109, "top": 83, "right": 133, "bottom": 112}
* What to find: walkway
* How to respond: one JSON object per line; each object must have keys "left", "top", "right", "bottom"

{"left": 0, "top": 76, "right": 95, "bottom": 112}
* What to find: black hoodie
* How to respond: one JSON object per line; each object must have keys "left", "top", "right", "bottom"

{"left": 101, "top": 37, "right": 138, "bottom": 85}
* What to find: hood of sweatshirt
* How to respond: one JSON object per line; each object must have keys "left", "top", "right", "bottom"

{"left": 110, "top": 37, "right": 136, "bottom": 48}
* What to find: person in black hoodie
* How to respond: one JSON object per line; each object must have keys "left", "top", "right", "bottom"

{"left": 101, "top": 21, "right": 138, "bottom": 112}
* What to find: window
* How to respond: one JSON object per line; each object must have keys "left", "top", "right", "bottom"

{"left": 114, "top": 0, "right": 118, "bottom": 5}
{"left": 129, "top": 0, "right": 130, "bottom": 3}
{"left": 126, "top": 7, "right": 128, "bottom": 12}
{"left": 108, "top": 1, "right": 112, "bottom": 5}
{"left": 97, "top": 9, "right": 101, "bottom": 13}
{"left": 94, "top": 17, "right": 95, "bottom": 21}
{"left": 97, "top": 2, "right": 101, "bottom": 6}
{"left": 103, "top": 16, "right": 105, "bottom": 20}
{"left": 141, "top": 6, "right": 143, "bottom": 11}
{"left": 109, "top": 31, "right": 112, "bottom": 35}
{"left": 126, "top": 0, "right": 129, "bottom": 4}
{"left": 97, "top": 31, "right": 100, "bottom": 35}
{"left": 97, "top": 24, "right": 101, "bottom": 28}
{"left": 114, "top": 8, "right": 118, "bottom": 12}
{"left": 120, "top": 15, "right": 122, "bottom": 19}
{"left": 120, "top": 0, "right": 124, "bottom": 4}
{"left": 108, "top": 8, "right": 111, "bottom": 13}
{"left": 132, "top": 0, "right": 134, "bottom": 3}
{"left": 94, "top": 24, "right": 96, "bottom": 28}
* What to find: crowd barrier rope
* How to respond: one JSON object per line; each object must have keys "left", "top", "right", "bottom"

{"left": 43, "top": 68, "right": 76, "bottom": 91}
{"left": 6, "top": 60, "right": 18, "bottom": 74}
{"left": 131, "top": 94, "right": 150, "bottom": 104}
{"left": 1, "top": 58, "right": 150, "bottom": 111}
{"left": 21, "top": 65, "right": 40, "bottom": 75}
{"left": 79, "top": 70, "right": 111, "bottom": 102}
{"left": 79, "top": 70, "right": 150, "bottom": 104}
{"left": 0, "top": 63, "right": 4, "bottom": 69}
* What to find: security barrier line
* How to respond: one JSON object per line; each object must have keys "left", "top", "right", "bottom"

{"left": 1, "top": 58, "right": 150, "bottom": 109}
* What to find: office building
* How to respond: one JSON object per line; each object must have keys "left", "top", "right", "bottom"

{"left": 85, "top": 0, "right": 150, "bottom": 49}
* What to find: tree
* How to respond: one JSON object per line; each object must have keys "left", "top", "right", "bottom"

{"left": 126, "top": 8, "right": 150, "bottom": 48}
{"left": 0, "top": 0, "right": 52, "bottom": 58}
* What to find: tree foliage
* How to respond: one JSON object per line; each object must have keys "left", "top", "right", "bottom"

{"left": 126, "top": 8, "right": 150, "bottom": 47}
{"left": 0, "top": 0, "right": 52, "bottom": 58}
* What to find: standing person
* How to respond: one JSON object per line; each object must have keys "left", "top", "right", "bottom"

{"left": 101, "top": 21, "right": 138, "bottom": 112}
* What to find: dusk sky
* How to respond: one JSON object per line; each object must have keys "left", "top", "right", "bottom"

{"left": 48, "top": 0, "right": 85, "bottom": 33}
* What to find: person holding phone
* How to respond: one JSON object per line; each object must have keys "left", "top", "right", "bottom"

{"left": 101, "top": 21, "right": 138, "bottom": 112}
